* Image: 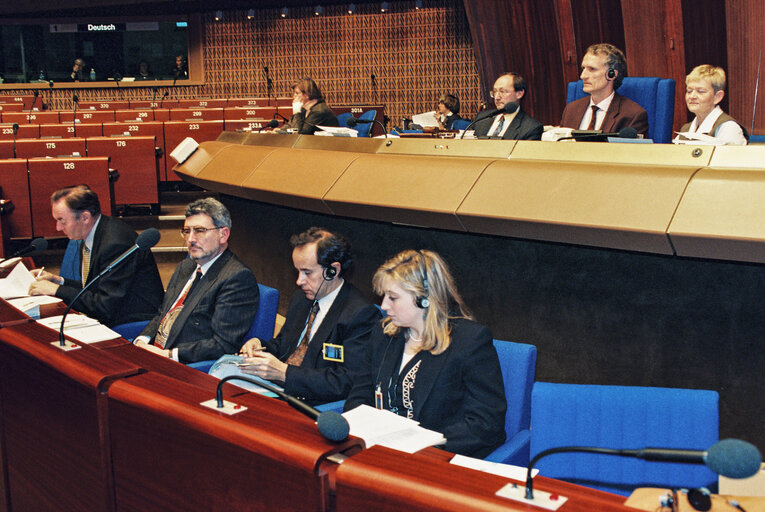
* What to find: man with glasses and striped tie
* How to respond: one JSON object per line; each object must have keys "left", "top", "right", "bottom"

{"left": 472, "top": 72, "right": 543, "bottom": 140}
{"left": 133, "top": 197, "right": 259, "bottom": 363}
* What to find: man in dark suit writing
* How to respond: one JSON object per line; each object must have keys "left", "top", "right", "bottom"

{"left": 472, "top": 72, "right": 543, "bottom": 140}
{"left": 30, "top": 184, "right": 163, "bottom": 327}
{"left": 134, "top": 198, "right": 259, "bottom": 363}
{"left": 240, "top": 227, "right": 380, "bottom": 403}
{"left": 560, "top": 43, "right": 648, "bottom": 137}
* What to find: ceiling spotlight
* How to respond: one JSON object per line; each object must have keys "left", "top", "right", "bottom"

{"left": 348, "top": 3, "right": 356, "bottom": 14}
{"left": 415, "top": 0, "right": 423, "bottom": 9}
{"left": 247, "top": 9, "right": 255, "bottom": 20}
{"left": 214, "top": 10, "right": 223, "bottom": 21}
{"left": 280, "top": 7, "right": 289, "bottom": 18}
{"left": 381, "top": 2, "right": 389, "bottom": 12}
{"left": 314, "top": 5, "right": 323, "bottom": 16}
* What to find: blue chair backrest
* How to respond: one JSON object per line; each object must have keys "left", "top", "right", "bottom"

{"left": 60, "top": 239, "right": 82, "bottom": 281}
{"left": 566, "top": 77, "right": 675, "bottom": 143}
{"left": 245, "top": 283, "right": 279, "bottom": 342}
{"left": 530, "top": 382, "right": 719, "bottom": 495}
{"left": 493, "top": 340, "right": 536, "bottom": 441}
{"left": 337, "top": 112, "right": 353, "bottom": 128}
{"left": 356, "top": 109, "right": 377, "bottom": 137}
{"left": 451, "top": 118, "right": 471, "bottom": 131}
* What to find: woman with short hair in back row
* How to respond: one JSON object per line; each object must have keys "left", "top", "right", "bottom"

{"left": 344, "top": 249, "right": 506, "bottom": 458}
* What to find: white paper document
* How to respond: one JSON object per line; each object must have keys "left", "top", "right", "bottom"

{"left": 6, "top": 295, "right": 62, "bottom": 319}
{"left": 37, "top": 314, "right": 120, "bottom": 343}
{"left": 342, "top": 404, "right": 446, "bottom": 453}
{"left": 450, "top": 454, "right": 538, "bottom": 481}
{"left": 411, "top": 110, "right": 439, "bottom": 128}
{"left": 673, "top": 131, "right": 725, "bottom": 145}
{"left": 0, "top": 262, "right": 35, "bottom": 299}
{"left": 314, "top": 125, "right": 359, "bottom": 137}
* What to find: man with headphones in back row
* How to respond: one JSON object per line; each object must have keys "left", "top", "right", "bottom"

{"left": 240, "top": 227, "right": 381, "bottom": 404}
{"left": 560, "top": 43, "right": 649, "bottom": 137}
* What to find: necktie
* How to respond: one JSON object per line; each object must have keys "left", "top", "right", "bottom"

{"left": 490, "top": 115, "right": 506, "bottom": 137}
{"left": 155, "top": 268, "right": 202, "bottom": 349}
{"left": 587, "top": 105, "right": 599, "bottom": 131}
{"left": 81, "top": 245, "right": 91, "bottom": 284}
{"left": 286, "top": 302, "right": 320, "bottom": 366}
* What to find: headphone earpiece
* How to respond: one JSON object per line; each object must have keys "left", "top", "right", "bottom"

{"left": 415, "top": 250, "right": 430, "bottom": 309}
{"left": 323, "top": 266, "right": 337, "bottom": 280}
{"left": 606, "top": 67, "right": 616, "bottom": 80}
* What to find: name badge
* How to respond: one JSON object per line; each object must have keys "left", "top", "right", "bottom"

{"left": 375, "top": 384, "right": 384, "bottom": 410}
{"left": 322, "top": 343, "right": 344, "bottom": 362}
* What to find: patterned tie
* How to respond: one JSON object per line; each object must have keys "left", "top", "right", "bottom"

{"left": 587, "top": 105, "right": 599, "bottom": 131}
{"left": 286, "top": 302, "right": 320, "bottom": 366}
{"left": 81, "top": 245, "right": 91, "bottom": 284}
{"left": 490, "top": 115, "right": 506, "bottom": 137}
{"left": 155, "top": 268, "right": 202, "bottom": 349}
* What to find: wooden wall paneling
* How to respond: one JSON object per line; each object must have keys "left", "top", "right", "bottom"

{"left": 621, "top": 0, "right": 686, "bottom": 133}
{"left": 570, "top": 0, "right": 625, "bottom": 59}
{"left": 554, "top": 0, "right": 582, "bottom": 88}
{"left": 725, "top": 0, "right": 765, "bottom": 135}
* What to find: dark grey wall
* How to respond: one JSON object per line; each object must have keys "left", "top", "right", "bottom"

{"left": 225, "top": 195, "right": 765, "bottom": 448}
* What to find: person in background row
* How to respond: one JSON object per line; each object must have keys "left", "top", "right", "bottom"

{"left": 560, "top": 43, "right": 648, "bottom": 137}
{"left": 472, "top": 72, "right": 543, "bottom": 140}
{"left": 70, "top": 58, "right": 86, "bottom": 82}
{"left": 673, "top": 64, "right": 748, "bottom": 145}
{"left": 283, "top": 77, "right": 339, "bottom": 134}
{"left": 434, "top": 93, "right": 462, "bottom": 130}
{"left": 172, "top": 54, "right": 188, "bottom": 79}
{"left": 138, "top": 60, "right": 152, "bottom": 80}
{"left": 344, "top": 249, "right": 506, "bottom": 458}
{"left": 30, "top": 185, "right": 163, "bottom": 327}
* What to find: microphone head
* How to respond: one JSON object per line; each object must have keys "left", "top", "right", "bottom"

{"left": 267, "top": 119, "right": 279, "bottom": 128}
{"left": 705, "top": 438, "right": 762, "bottom": 479}
{"left": 618, "top": 127, "right": 638, "bottom": 139}
{"left": 12, "top": 123, "right": 18, "bottom": 134}
{"left": 30, "top": 237, "right": 48, "bottom": 252}
{"left": 263, "top": 66, "right": 269, "bottom": 73}
{"left": 33, "top": 90, "right": 39, "bottom": 98}
{"left": 346, "top": 117, "right": 358, "bottom": 128}
{"left": 135, "top": 228, "right": 160, "bottom": 250}
{"left": 72, "top": 94, "right": 79, "bottom": 103}
{"left": 502, "top": 101, "right": 519, "bottom": 114}
{"left": 316, "top": 411, "right": 349, "bottom": 442}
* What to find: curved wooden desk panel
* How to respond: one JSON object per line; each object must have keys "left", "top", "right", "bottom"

{"left": 172, "top": 141, "right": 266, "bottom": 195}
{"left": 512, "top": 140, "right": 714, "bottom": 166}
{"left": 378, "top": 137, "right": 515, "bottom": 159}
{"left": 294, "top": 134, "right": 384, "bottom": 153}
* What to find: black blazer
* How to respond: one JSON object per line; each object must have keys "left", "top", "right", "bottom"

{"left": 472, "top": 108, "right": 543, "bottom": 140}
{"left": 55, "top": 215, "right": 163, "bottom": 327}
{"left": 345, "top": 318, "right": 506, "bottom": 458}
{"left": 262, "top": 282, "right": 381, "bottom": 403}
{"left": 140, "top": 249, "right": 259, "bottom": 363}
{"left": 286, "top": 99, "right": 339, "bottom": 134}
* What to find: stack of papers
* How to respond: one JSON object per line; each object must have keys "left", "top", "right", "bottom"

{"left": 342, "top": 404, "right": 446, "bottom": 453}
{"left": 314, "top": 125, "right": 359, "bottom": 137}
{"left": 673, "top": 131, "right": 725, "bottom": 145}
{"left": 0, "top": 262, "right": 35, "bottom": 299}
{"left": 6, "top": 295, "right": 62, "bottom": 319}
{"left": 37, "top": 315, "right": 120, "bottom": 343}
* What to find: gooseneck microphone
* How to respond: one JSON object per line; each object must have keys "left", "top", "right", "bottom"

{"left": 12, "top": 123, "right": 18, "bottom": 158}
{"left": 524, "top": 438, "right": 762, "bottom": 500}
{"left": 57, "top": 228, "right": 160, "bottom": 347}
{"left": 215, "top": 375, "right": 350, "bottom": 442}
{"left": 11, "top": 237, "right": 47, "bottom": 258}
{"left": 347, "top": 116, "right": 388, "bottom": 138}
{"left": 557, "top": 126, "right": 639, "bottom": 141}
{"left": 31, "top": 90, "right": 39, "bottom": 110}
{"left": 259, "top": 119, "right": 279, "bottom": 131}
{"left": 459, "top": 102, "right": 519, "bottom": 139}
{"left": 159, "top": 91, "right": 169, "bottom": 108}
{"left": 71, "top": 94, "right": 79, "bottom": 137}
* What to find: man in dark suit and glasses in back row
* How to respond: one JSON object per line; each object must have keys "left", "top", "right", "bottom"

{"left": 134, "top": 197, "right": 259, "bottom": 364}
{"left": 472, "top": 72, "right": 544, "bottom": 140}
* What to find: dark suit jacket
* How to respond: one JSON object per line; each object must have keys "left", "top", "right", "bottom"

{"left": 560, "top": 92, "right": 649, "bottom": 137}
{"left": 55, "top": 215, "right": 163, "bottom": 327}
{"left": 140, "top": 249, "right": 259, "bottom": 363}
{"left": 472, "top": 108, "right": 543, "bottom": 140}
{"left": 262, "top": 282, "right": 381, "bottom": 403}
{"left": 345, "top": 318, "right": 507, "bottom": 458}
{"left": 286, "top": 99, "right": 339, "bottom": 134}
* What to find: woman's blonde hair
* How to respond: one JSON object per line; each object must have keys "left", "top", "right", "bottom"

{"left": 373, "top": 249, "right": 472, "bottom": 355}
{"left": 687, "top": 64, "right": 726, "bottom": 93}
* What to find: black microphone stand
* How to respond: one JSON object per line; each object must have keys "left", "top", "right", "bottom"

{"left": 71, "top": 94, "right": 79, "bottom": 137}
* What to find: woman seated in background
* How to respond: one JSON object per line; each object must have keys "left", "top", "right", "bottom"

{"left": 434, "top": 93, "right": 462, "bottom": 130}
{"left": 285, "top": 77, "right": 339, "bottom": 134}
{"left": 674, "top": 64, "right": 748, "bottom": 145}
{"left": 344, "top": 249, "right": 506, "bottom": 458}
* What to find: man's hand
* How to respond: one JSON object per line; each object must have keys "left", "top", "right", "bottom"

{"left": 29, "top": 280, "right": 59, "bottom": 296}
{"left": 34, "top": 269, "right": 62, "bottom": 284}
{"left": 239, "top": 337, "right": 263, "bottom": 357}
{"left": 134, "top": 339, "right": 171, "bottom": 358}
{"left": 241, "top": 352, "right": 288, "bottom": 382}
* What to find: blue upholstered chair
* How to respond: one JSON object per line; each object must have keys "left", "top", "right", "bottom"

{"left": 59, "top": 239, "right": 82, "bottom": 281}
{"left": 337, "top": 112, "right": 353, "bottom": 129}
{"left": 484, "top": 340, "right": 537, "bottom": 466}
{"left": 187, "top": 282, "right": 280, "bottom": 373}
{"left": 356, "top": 109, "right": 377, "bottom": 137}
{"left": 451, "top": 118, "right": 471, "bottom": 131}
{"left": 113, "top": 320, "right": 150, "bottom": 341}
{"left": 529, "top": 382, "right": 719, "bottom": 496}
{"left": 566, "top": 77, "right": 675, "bottom": 143}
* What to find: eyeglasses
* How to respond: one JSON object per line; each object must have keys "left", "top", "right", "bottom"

{"left": 490, "top": 88, "right": 515, "bottom": 96}
{"left": 180, "top": 226, "right": 222, "bottom": 238}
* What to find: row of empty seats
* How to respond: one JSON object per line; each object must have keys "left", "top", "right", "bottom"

{"left": 0, "top": 95, "right": 293, "bottom": 111}
{"left": 0, "top": 107, "right": 290, "bottom": 124}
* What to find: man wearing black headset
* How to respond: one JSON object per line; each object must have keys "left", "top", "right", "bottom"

{"left": 240, "top": 227, "right": 381, "bottom": 403}
{"left": 559, "top": 43, "right": 648, "bottom": 137}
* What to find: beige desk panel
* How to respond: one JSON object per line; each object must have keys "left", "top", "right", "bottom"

{"left": 176, "top": 143, "right": 278, "bottom": 197}
{"left": 324, "top": 154, "right": 493, "bottom": 232}
{"left": 239, "top": 148, "right": 363, "bottom": 215}
{"left": 708, "top": 144, "right": 765, "bottom": 168}
{"left": 172, "top": 140, "right": 232, "bottom": 179}
{"left": 241, "top": 132, "right": 301, "bottom": 148}
{"left": 457, "top": 159, "right": 698, "bottom": 254}
{"left": 378, "top": 137, "right": 515, "bottom": 159}
{"left": 294, "top": 135, "right": 384, "bottom": 153}
{"left": 512, "top": 140, "right": 714, "bottom": 167}
{"left": 669, "top": 168, "right": 765, "bottom": 263}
